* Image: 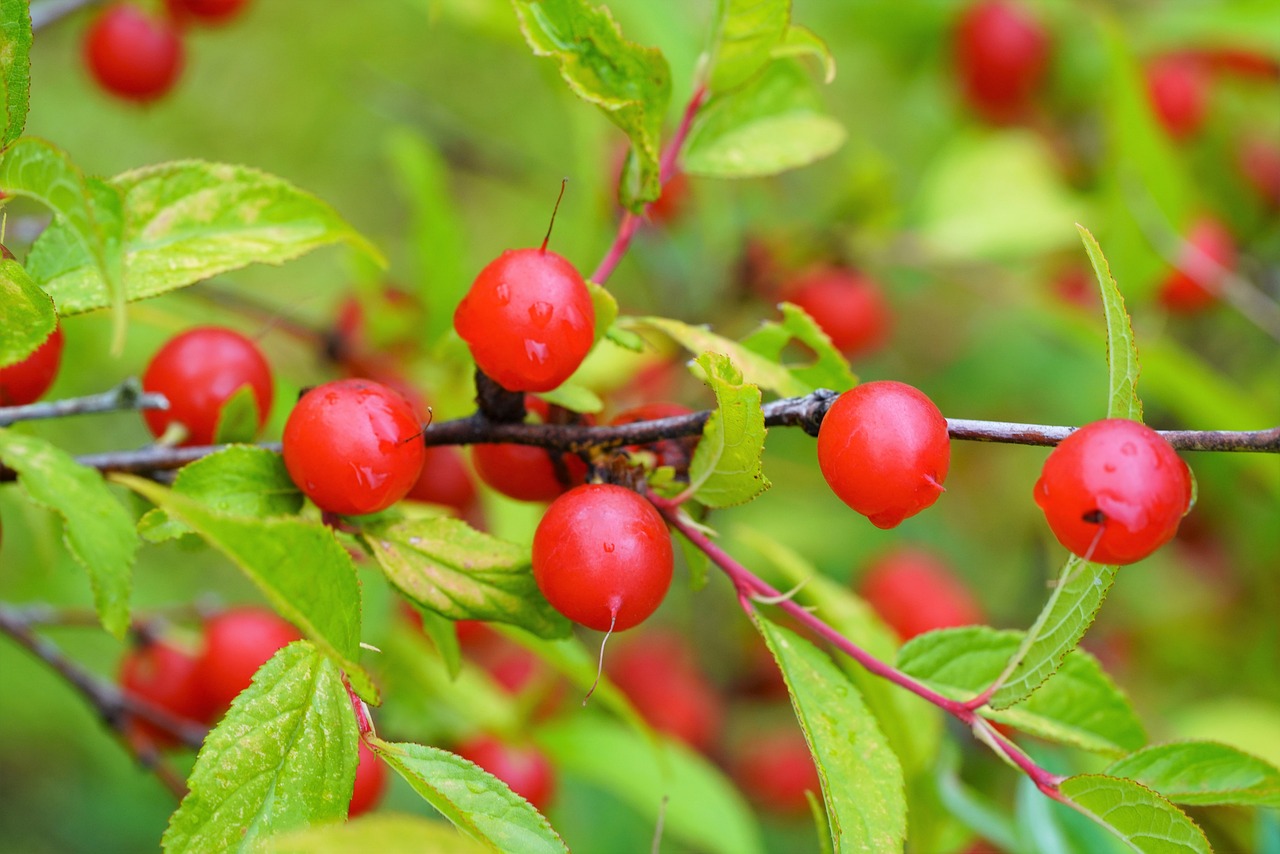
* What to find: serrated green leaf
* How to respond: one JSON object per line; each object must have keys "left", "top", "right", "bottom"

{"left": 511, "top": 0, "right": 671, "bottom": 210}
{"left": 0, "top": 259, "right": 55, "bottom": 368}
{"left": 0, "top": 429, "right": 134, "bottom": 637}
{"left": 772, "top": 25, "right": 835, "bottom": 84}
{"left": 370, "top": 738, "right": 568, "bottom": 854}
{"left": 686, "top": 352, "right": 770, "bottom": 508}
{"left": 116, "top": 475, "right": 377, "bottom": 702}
{"left": 627, "top": 315, "right": 809, "bottom": 397}
{"left": 1059, "top": 775, "right": 1211, "bottom": 854}
{"left": 362, "top": 516, "right": 571, "bottom": 640}
{"left": 899, "top": 626, "right": 1145, "bottom": 756}
{"left": 137, "top": 446, "right": 303, "bottom": 543}
{"left": 27, "top": 160, "right": 383, "bottom": 316}
{"left": 706, "top": 0, "right": 789, "bottom": 93}
{"left": 741, "top": 302, "right": 857, "bottom": 393}
{"left": 163, "top": 642, "right": 359, "bottom": 854}
{"left": 267, "top": 814, "right": 489, "bottom": 854}
{"left": 684, "top": 61, "right": 845, "bottom": 179}
{"left": 1078, "top": 226, "right": 1142, "bottom": 422}
{"left": 537, "top": 716, "right": 765, "bottom": 854}
{"left": 0, "top": 0, "right": 31, "bottom": 147}
{"left": 1105, "top": 741, "right": 1280, "bottom": 808}
{"left": 212, "top": 384, "right": 263, "bottom": 445}
{"left": 755, "top": 615, "right": 907, "bottom": 854}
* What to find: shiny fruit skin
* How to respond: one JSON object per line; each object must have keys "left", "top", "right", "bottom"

{"left": 1146, "top": 56, "right": 1210, "bottom": 141}
{"left": 164, "top": 0, "right": 250, "bottom": 25}
{"left": 816, "top": 382, "right": 951, "bottom": 529}
{"left": 348, "top": 741, "right": 387, "bottom": 818}
{"left": 0, "top": 324, "right": 64, "bottom": 406}
{"left": 282, "top": 379, "right": 426, "bottom": 516}
{"left": 784, "top": 266, "right": 891, "bottom": 357}
{"left": 84, "top": 4, "right": 183, "bottom": 102}
{"left": 532, "top": 484, "right": 673, "bottom": 632}
{"left": 455, "top": 736, "right": 555, "bottom": 810}
{"left": 194, "top": 607, "right": 301, "bottom": 715}
{"left": 453, "top": 248, "right": 595, "bottom": 393}
{"left": 472, "top": 396, "right": 589, "bottom": 502}
{"left": 118, "top": 639, "right": 210, "bottom": 749}
{"left": 954, "top": 1, "right": 1051, "bottom": 122}
{"left": 608, "top": 629, "right": 723, "bottom": 752}
{"left": 1033, "top": 419, "right": 1193, "bottom": 565}
{"left": 858, "top": 548, "right": 984, "bottom": 641}
{"left": 1157, "top": 217, "right": 1236, "bottom": 313}
{"left": 142, "top": 326, "right": 273, "bottom": 446}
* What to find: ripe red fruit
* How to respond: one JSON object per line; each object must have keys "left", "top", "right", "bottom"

{"left": 406, "top": 445, "right": 480, "bottom": 516}
{"left": 164, "top": 0, "right": 250, "bottom": 25}
{"left": 783, "top": 266, "right": 892, "bottom": 357}
{"left": 953, "top": 1, "right": 1051, "bottom": 122}
{"left": 816, "top": 381, "right": 951, "bottom": 529}
{"left": 1034, "top": 419, "right": 1193, "bottom": 565}
{"left": 1157, "top": 217, "right": 1236, "bottom": 313}
{"left": 282, "top": 379, "right": 426, "bottom": 515}
{"left": 118, "top": 638, "right": 210, "bottom": 749}
{"left": 731, "top": 728, "right": 820, "bottom": 814}
{"left": 532, "top": 484, "right": 673, "bottom": 632}
{"left": 472, "top": 396, "right": 590, "bottom": 502}
{"left": 858, "top": 548, "right": 984, "bottom": 641}
{"left": 608, "top": 630, "right": 723, "bottom": 752}
{"left": 455, "top": 736, "right": 555, "bottom": 810}
{"left": 1145, "top": 56, "right": 1210, "bottom": 141}
{"left": 194, "top": 607, "right": 301, "bottom": 716}
{"left": 142, "top": 326, "right": 273, "bottom": 446}
{"left": 1238, "top": 137, "right": 1280, "bottom": 208}
{"left": 0, "top": 324, "right": 64, "bottom": 407}
{"left": 83, "top": 4, "right": 183, "bottom": 103}
{"left": 609, "top": 402, "right": 699, "bottom": 474}
{"left": 453, "top": 248, "right": 596, "bottom": 393}
{"left": 348, "top": 740, "right": 387, "bottom": 818}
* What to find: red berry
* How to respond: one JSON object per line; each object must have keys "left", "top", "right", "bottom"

{"left": 472, "top": 396, "right": 590, "bottom": 503}
{"left": 348, "top": 740, "right": 387, "bottom": 818}
{"left": 731, "top": 728, "right": 820, "bottom": 814}
{"left": 532, "top": 484, "right": 673, "bottom": 632}
{"left": 118, "top": 638, "right": 210, "bottom": 749}
{"left": 648, "top": 171, "right": 690, "bottom": 226}
{"left": 1145, "top": 56, "right": 1210, "bottom": 141}
{"left": 454, "top": 248, "right": 596, "bottom": 393}
{"left": 142, "top": 326, "right": 273, "bottom": 446}
{"left": 783, "top": 266, "right": 892, "bottom": 357}
{"left": 609, "top": 402, "right": 699, "bottom": 474}
{"left": 0, "top": 323, "right": 64, "bottom": 406}
{"left": 816, "top": 381, "right": 951, "bottom": 529}
{"left": 455, "top": 736, "right": 555, "bottom": 810}
{"left": 406, "top": 445, "right": 480, "bottom": 517}
{"left": 83, "top": 4, "right": 183, "bottom": 103}
{"left": 1238, "top": 137, "right": 1280, "bottom": 208}
{"left": 1033, "top": 419, "right": 1193, "bottom": 565}
{"left": 164, "top": 0, "right": 250, "bottom": 25}
{"left": 858, "top": 548, "right": 984, "bottom": 641}
{"left": 1157, "top": 217, "right": 1236, "bottom": 313}
{"left": 954, "top": 1, "right": 1051, "bottom": 122}
{"left": 607, "top": 630, "right": 723, "bottom": 752}
{"left": 194, "top": 607, "right": 301, "bottom": 716}
{"left": 282, "top": 379, "right": 426, "bottom": 515}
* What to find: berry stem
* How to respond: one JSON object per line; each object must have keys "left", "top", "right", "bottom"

{"left": 540, "top": 178, "right": 569, "bottom": 253}
{"left": 0, "top": 378, "right": 169, "bottom": 427}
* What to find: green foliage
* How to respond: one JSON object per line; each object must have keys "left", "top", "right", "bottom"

{"left": 0, "top": 259, "right": 55, "bottom": 367}
{"left": 0, "top": 0, "right": 30, "bottom": 147}
{"left": 163, "top": 642, "right": 359, "bottom": 854}
{"left": 705, "top": 0, "right": 790, "bottom": 94}
{"left": 211, "top": 385, "right": 263, "bottom": 445}
{"left": 627, "top": 315, "right": 809, "bottom": 396}
{"left": 1105, "top": 742, "right": 1280, "bottom": 809}
{"left": 741, "top": 302, "right": 857, "bottom": 393}
{"left": 1058, "top": 775, "right": 1211, "bottom": 854}
{"left": 267, "top": 814, "right": 488, "bottom": 854}
{"left": 1078, "top": 226, "right": 1143, "bottom": 422}
{"left": 685, "top": 352, "right": 770, "bottom": 508}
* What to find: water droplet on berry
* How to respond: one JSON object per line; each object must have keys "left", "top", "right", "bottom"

{"left": 1121, "top": 442, "right": 1137, "bottom": 455}
{"left": 603, "top": 542, "right": 615, "bottom": 553}
{"left": 494, "top": 283, "right": 511, "bottom": 305}
{"left": 529, "top": 301, "right": 553, "bottom": 327}
{"left": 1104, "top": 462, "right": 1116, "bottom": 473}
{"left": 524, "top": 339, "right": 549, "bottom": 364}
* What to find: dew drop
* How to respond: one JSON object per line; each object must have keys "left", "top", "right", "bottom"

{"left": 524, "top": 339, "right": 549, "bottom": 364}
{"left": 1120, "top": 441, "right": 1137, "bottom": 455}
{"left": 603, "top": 542, "right": 615, "bottom": 553}
{"left": 494, "top": 283, "right": 511, "bottom": 305}
{"left": 1103, "top": 462, "right": 1116, "bottom": 473}
{"left": 528, "top": 301, "right": 553, "bottom": 328}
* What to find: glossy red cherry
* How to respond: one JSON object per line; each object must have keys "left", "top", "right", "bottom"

{"left": 142, "top": 326, "right": 273, "bottom": 446}
{"left": 455, "top": 736, "right": 555, "bottom": 810}
{"left": 0, "top": 323, "right": 64, "bottom": 407}
{"left": 472, "top": 396, "right": 590, "bottom": 502}
{"left": 858, "top": 548, "right": 984, "bottom": 641}
{"left": 164, "top": 0, "right": 250, "bottom": 25}
{"left": 731, "top": 728, "right": 820, "bottom": 814}
{"left": 532, "top": 484, "right": 673, "bottom": 632}
{"left": 282, "top": 379, "right": 426, "bottom": 515}
{"left": 348, "top": 740, "right": 387, "bottom": 818}
{"left": 454, "top": 248, "right": 596, "bottom": 393}
{"left": 607, "top": 629, "right": 723, "bottom": 752}
{"left": 609, "top": 402, "right": 699, "bottom": 474}
{"left": 406, "top": 446, "right": 480, "bottom": 515}
{"left": 83, "top": 4, "right": 183, "bottom": 103}
{"left": 816, "top": 381, "right": 950, "bottom": 529}
{"left": 118, "top": 638, "right": 210, "bottom": 749}
{"left": 954, "top": 1, "right": 1051, "bottom": 122}
{"left": 1145, "top": 56, "right": 1210, "bottom": 141}
{"left": 783, "top": 266, "right": 892, "bottom": 357}
{"left": 1034, "top": 419, "right": 1193, "bottom": 565}
{"left": 194, "top": 607, "right": 301, "bottom": 716}
{"left": 1157, "top": 217, "right": 1236, "bottom": 313}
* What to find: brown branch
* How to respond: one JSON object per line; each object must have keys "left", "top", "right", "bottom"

{"left": 0, "top": 379, "right": 168, "bottom": 427}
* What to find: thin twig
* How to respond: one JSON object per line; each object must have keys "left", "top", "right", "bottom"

{"left": 0, "top": 379, "right": 168, "bottom": 427}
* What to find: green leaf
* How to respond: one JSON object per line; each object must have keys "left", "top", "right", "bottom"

{"left": 685, "top": 352, "right": 770, "bottom": 508}
{"left": 370, "top": 738, "right": 568, "bottom": 854}
{"left": 163, "top": 642, "right": 359, "bottom": 854}
{"left": 755, "top": 615, "right": 907, "bottom": 853}
{"left": 536, "top": 381, "right": 603, "bottom": 414}
{"left": 1058, "top": 775, "right": 1211, "bottom": 854}
{"left": 0, "top": 429, "right": 135, "bottom": 637}
{"left": 1105, "top": 742, "right": 1280, "bottom": 809}
{"left": 683, "top": 61, "right": 845, "bottom": 179}
{"left": 116, "top": 475, "right": 377, "bottom": 702}
{"left": 674, "top": 523, "right": 711, "bottom": 592}
{"left": 771, "top": 25, "right": 835, "bottom": 84}
{"left": 511, "top": 0, "right": 671, "bottom": 210}
{"left": 706, "top": 0, "right": 789, "bottom": 93}
{"left": 362, "top": 516, "right": 571, "bottom": 640}
{"left": 1078, "top": 225, "right": 1142, "bottom": 422}
{"left": 537, "top": 716, "right": 765, "bottom": 854}
{"left": 137, "top": 446, "right": 303, "bottom": 543}
{"left": 626, "top": 315, "right": 809, "bottom": 397}
{"left": 741, "top": 302, "right": 857, "bottom": 393}
{"left": 0, "top": 259, "right": 56, "bottom": 368}
{"left": 989, "top": 557, "right": 1118, "bottom": 710}
{"left": 27, "top": 160, "right": 383, "bottom": 316}
{"left": 267, "top": 814, "right": 489, "bottom": 854}
{"left": 0, "top": 0, "right": 32, "bottom": 147}
{"left": 898, "top": 627, "right": 1145, "bottom": 756}
{"left": 586, "top": 280, "right": 618, "bottom": 344}
{"left": 211, "top": 384, "right": 263, "bottom": 445}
